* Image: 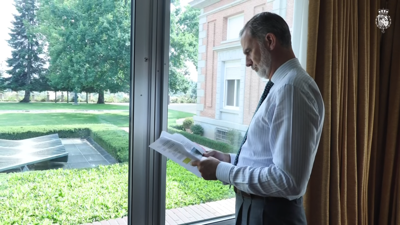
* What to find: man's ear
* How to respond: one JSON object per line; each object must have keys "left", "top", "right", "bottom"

{"left": 264, "top": 33, "right": 277, "bottom": 51}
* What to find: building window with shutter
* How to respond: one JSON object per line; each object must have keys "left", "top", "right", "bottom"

{"left": 226, "top": 14, "right": 244, "bottom": 41}
{"left": 223, "top": 60, "right": 241, "bottom": 109}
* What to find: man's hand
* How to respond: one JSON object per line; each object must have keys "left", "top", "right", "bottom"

{"left": 191, "top": 157, "right": 220, "bottom": 180}
{"left": 203, "top": 150, "right": 231, "bottom": 163}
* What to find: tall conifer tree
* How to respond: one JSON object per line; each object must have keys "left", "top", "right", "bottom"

{"left": 1, "top": 0, "right": 46, "bottom": 102}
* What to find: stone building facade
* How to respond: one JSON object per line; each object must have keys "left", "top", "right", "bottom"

{"left": 190, "top": 0, "right": 307, "bottom": 141}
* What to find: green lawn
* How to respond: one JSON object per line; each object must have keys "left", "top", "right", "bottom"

{"left": 0, "top": 109, "right": 191, "bottom": 128}
{"left": 0, "top": 112, "right": 130, "bottom": 127}
{"left": 0, "top": 113, "right": 102, "bottom": 126}
{"left": 0, "top": 102, "right": 129, "bottom": 110}
{"left": 97, "top": 112, "right": 130, "bottom": 127}
{"left": 168, "top": 109, "right": 195, "bottom": 126}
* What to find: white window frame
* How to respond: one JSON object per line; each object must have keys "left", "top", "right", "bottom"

{"left": 292, "top": 0, "right": 309, "bottom": 68}
{"left": 223, "top": 60, "right": 241, "bottom": 110}
{"left": 226, "top": 14, "right": 244, "bottom": 41}
{"left": 224, "top": 79, "right": 240, "bottom": 108}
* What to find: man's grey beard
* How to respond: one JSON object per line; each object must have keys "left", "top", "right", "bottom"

{"left": 257, "top": 45, "right": 271, "bottom": 79}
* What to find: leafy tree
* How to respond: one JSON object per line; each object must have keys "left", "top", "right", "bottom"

{"left": 0, "top": 0, "right": 47, "bottom": 102}
{"left": 169, "top": 2, "right": 200, "bottom": 94}
{"left": 189, "top": 81, "right": 197, "bottom": 100}
{"left": 38, "top": 0, "right": 131, "bottom": 104}
{"left": 0, "top": 63, "right": 5, "bottom": 90}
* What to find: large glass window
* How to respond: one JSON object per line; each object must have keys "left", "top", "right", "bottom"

{"left": 163, "top": 0, "right": 308, "bottom": 224}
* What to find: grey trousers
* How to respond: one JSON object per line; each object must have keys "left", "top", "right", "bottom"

{"left": 235, "top": 192, "right": 307, "bottom": 225}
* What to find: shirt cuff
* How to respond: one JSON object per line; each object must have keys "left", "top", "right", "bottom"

{"left": 229, "top": 154, "right": 237, "bottom": 164}
{"left": 216, "top": 161, "right": 234, "bottom": 184}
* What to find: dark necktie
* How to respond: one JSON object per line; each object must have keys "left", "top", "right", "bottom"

{"left": 233, "top": 80, "right": 274, "bottom": 166}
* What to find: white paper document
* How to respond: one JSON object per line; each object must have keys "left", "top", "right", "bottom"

{"left": 149, "top": 131, "right": 206, "bottom": 177}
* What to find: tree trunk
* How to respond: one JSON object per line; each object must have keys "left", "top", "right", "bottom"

{"left": 55, "top": 91, "right": 57, "bottom": 103}
{"left": 20, "top": 90, "right": 30, "bottom": 103}
{"left": 67, "top": 91, "right": 69, "bottom": 103}
{"left": 73, "top": 92, "right": 78, "bottom": 105}
{"left": 97, "top": 91, "right": 105, "bottom": 104}
{"left": 86, "top": 92, "right": 88, "bottom": 104}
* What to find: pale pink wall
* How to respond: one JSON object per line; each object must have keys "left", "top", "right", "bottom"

{"left": 199, "top": 0, "right": 294, "bottom": 125}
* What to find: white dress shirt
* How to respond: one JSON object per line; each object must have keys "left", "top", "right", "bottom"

{"left": 216, "top": 58, "right": 325, "bottom": 200}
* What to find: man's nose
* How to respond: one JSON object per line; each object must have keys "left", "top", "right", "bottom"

{"left": 246, "top": 58, "right": 252, "bottom": 67}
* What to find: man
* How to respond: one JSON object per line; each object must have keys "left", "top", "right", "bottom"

{"left": 192, "top": 12, "right": 325, "bottom": 225}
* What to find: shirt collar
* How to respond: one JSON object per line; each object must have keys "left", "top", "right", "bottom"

{"left": 270, "top": 58, "right": 300, "bottom": 84}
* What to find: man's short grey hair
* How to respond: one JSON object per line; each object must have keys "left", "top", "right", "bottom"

{"left": 239, "top": 12, "right": 292, "bottom": 48}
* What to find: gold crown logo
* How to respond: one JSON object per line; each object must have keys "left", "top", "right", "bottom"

{"left": 378, "top": 9, "right": 389, "bottom": 15}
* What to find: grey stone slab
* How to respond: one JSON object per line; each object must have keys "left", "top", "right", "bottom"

{"left": 0, "top": 139, "right": 63, "bottom": 150}
{"left": 0, "top": 134, "right": 59, "bottom": 147}
{"left": 84, "top": 154, "right": 105, "bottom": 162}
{"left": 67, "top": 155, "right": 87, "bottom": 163}
{"left": 68, "top": 162, "right": 91, "bottom": 169}
{"left": 65, "top": 147, "right": 82, "bottom": 156}
{"left": 0, "top": 147, "right": 68, "bottom": 172}
{"left": 95, "top": 148, "right": 108, "bottom": 155}
{"left": 77, "top": 147, "right": 98, "bottom": 155}
{"left": 63, "top": 144, "right": 79, "bottom": 150}
{"left": 76, "top": 144, "right": 94, "bottom": 151}
{"left": 29, "top": 162, "right": 68, "bottom": 171}
{"left": 104, "top": 155, "right": 119, "bottom": 164}
{"left": 88, "top": 160, "right": 110, "bottom": 167}
{"left": 0, "top": 134, "right": 70, "bottom": 173}
{"left": 0, "top": 145, "right": 65, "bottom": 156}
{"left": 61, "top": 139, "right": 85, "bottom": 144}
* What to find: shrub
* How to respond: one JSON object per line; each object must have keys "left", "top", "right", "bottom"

{"left": 170, "top": 124, "right": 185, "bottom": 131}
{"left": 169, "top": 95, "right": 196, "bottom": 104}
{"left": 227, "top": 129, "right": 243, "bottom": 149}
{"left": 5, "top": 94, "right": 18, "bottom": 102}
{"left": 190, "top": 124, "right": 204, "bottom": 136}
{"left": 182, "top": 118, "right": 194, "bottom": 129}
{"left": 169, "top": 97, "right": 178, "bottom": 103}
{"left": 105, "top": 95, "right": 116, "bottom": 103}
{"left": 122, "top": 96, "right": 129, "bottom": 103}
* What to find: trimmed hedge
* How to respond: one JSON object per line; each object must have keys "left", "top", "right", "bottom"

{"left": 190, "top": 124, "right": 204, "bottom": 136}
{"left": 0, "top": 163, "right": 129, "bottom": 224}
{"left": 90, "top": 128, "right": 129, "bottom": 162}
{"left": 167, "top": 127, "right": 235, "bottom": 153}
{"left": 0, "top": 126, "right": 90, "bottom": 140}
{"left": 0, "top": 124, "right": 129, "bottom": 163}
